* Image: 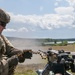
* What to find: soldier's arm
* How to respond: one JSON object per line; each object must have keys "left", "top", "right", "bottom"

{"left": 2, "top": 35, "right": 26, "bottom": 62}
{"left": 1, "top": 35, "right": 22, "bottom": 56}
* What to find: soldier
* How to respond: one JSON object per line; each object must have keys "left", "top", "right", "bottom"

{"left": 0, "top": 8, "right": 32, "bottom": 75}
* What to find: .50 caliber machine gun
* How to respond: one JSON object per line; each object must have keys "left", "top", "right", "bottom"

{"left": 36, "top": 49, "right": 75, "bottom": 75}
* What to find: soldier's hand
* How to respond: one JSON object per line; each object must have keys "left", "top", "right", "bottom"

{"left": 22, "top": 49, "right": 32, "bottom": 59}
{"left": 7, "top": 55, "right": 19, "bottom": 67}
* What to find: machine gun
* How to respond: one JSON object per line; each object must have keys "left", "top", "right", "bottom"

{"left": 36, "top": 49, "right": 75, "bottom": 75}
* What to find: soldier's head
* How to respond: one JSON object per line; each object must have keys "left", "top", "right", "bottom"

{"left": 0, "top": 8, "right": 10, "bottom": 33}
{"left": 0, "top": 8, "right": 10, "bottom": 27}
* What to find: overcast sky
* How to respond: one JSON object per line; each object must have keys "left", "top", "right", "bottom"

{"left": 0, "top": 0, "right": 75, "bottom": 39}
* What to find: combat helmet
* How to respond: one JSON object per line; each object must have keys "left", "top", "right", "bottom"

{"left": 0, "top": 8, "right": 10, "bottom": 24}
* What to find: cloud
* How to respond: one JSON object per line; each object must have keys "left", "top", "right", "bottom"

{"left": 4, "top": 28, "right": 16, "bottom": 32}
{"left": 66, "top": 0, "right": 75, "bottom": 6}
{"left": 4, "top": 27, "right": 29, "bottom": 32}
{"left": 18, "top": 27, "right": 28, "bottom": 32}
{"left": 55, "top": 7, "right": 74, "bottom": 15}
{"left": 8, "top": 11, "right": 74, "bottom": 31}
{"left": 7, "top": 0, "right": 75, "bottom": 32}
{"left": 66, "top": 0, "right": 75, "bottom": 16}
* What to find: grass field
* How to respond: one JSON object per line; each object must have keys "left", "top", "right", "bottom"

{"left": 14, "top": 64, "right": 43, "bottom": 75}
{"left": 14, "top": 44, "right": 75, "bottom": 75}
{"left": 15, "top": 70, "right": 37, "bottom": 75}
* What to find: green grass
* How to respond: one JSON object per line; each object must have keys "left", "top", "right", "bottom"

{"left": 14, "top": 70, "right": 37, "bottom": 75}
{"left": 14, "top": 66, "right": 75, "bottom": 75}
{"left": 15, "top": 70, "right": 75, "bottom": 75}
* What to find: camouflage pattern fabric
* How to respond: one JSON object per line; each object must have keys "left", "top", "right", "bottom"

{"left": 8, "top": 66, "right": 16, "bottom": 75}
{"left": 0, "top": 58, "right": 9, "bottom": 75}
{"left": 0, "top": 8, "right": 10, "bottom": 24}
{"left": 0, "top": 35, "right": 24, "bottom": 75}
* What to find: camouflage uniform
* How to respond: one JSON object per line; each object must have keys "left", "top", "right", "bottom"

{"left": 0, "top": 9, "right": 25, "bottom": 75}
{"left": 0, "top": 35, "right": 25, "bottom": 75}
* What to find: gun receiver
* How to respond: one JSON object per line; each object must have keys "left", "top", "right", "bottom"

{"left": 38, "top": 49, "right": 75, "bottom": 74}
